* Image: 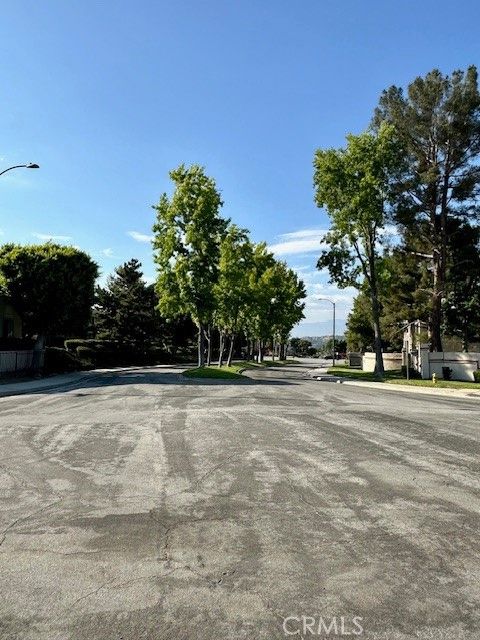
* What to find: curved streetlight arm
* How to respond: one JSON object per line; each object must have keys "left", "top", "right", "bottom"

{"left": 0, "top": 163, "right": 40, "bottom": 177}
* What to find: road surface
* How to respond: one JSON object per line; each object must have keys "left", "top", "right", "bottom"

{"left": 0, "top": 362, "right": 479, "bottom": 639}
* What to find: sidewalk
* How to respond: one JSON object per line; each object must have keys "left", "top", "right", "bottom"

{"left": 0, "top": 365, "right": 181, "bottom": 398}
{"left": 308, "top": 368, "right": 480, "bottom": 399}
{"left": 0, "top": 370, "right": 100, "bottom": 398}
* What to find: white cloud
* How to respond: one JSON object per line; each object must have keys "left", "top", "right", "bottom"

{"left": 127, "top": 230, "right": 153, "bottom": 243}
{"left": 101, "top": 248, "right": 114, "bottom": 258}
{"left": 269, "top": 228, "right": 328, "bottom": 256}
{"left": 280, "top": 228, "right": 327, "bottom": 240}
{"left": 32, "top": 232, "right": 72, "bottom": 242}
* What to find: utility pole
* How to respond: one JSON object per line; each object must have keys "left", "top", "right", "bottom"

{"left": 318, "top": 298, "right": 336, "bottom": 367}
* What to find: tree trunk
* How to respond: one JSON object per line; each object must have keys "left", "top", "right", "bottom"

{"left": 462, "top": 316, "right": 469, "bottom": 353}
{"left": 197, "top": 324, "right": 205, "bottom": 367}
{"left": 32, "top": 334, "right": 46, "bottom": 374}
{"left": 258, "top": 340, "right": 263, "bottom": 363}
{"left": 367, "top": 252, "right": 384, "bottom": 377}
{"left": 370, "top": 292, "right": 384, "bottom": 377}
{"left": 433, "top": 166, "right": 450, "bottom": 354}
{"left": 271, "top": 339, "right": 275, "bottom": 361}
{"left": 430, "top": 259, "right": 443, "bottom": 352}
{"left": 226, "top": 334, "right": 235, "bottom": 367}
{"left": 218, "top": 331, "right": 225, "bottom": 367}
{"left": 205, "top": 325, "right": 212, "bottom": 365}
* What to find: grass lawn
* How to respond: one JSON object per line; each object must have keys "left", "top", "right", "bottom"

{"left": 327, "top": 366, "right": 480, "bottom": 390}
{"left": 246, "top": 359, "right": 300, "bottom": 368}
{"left": 182, "top": 363, "right": 247, "bottom": 379}
{"left": 183, "top": 359, "right": 300, "bottom": 379}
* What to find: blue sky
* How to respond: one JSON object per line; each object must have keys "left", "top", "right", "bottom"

{"left": 1, "top": 1, "right": 479, "bottom": 336}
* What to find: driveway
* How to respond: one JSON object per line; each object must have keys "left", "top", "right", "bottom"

{"left": 0, "top": 363, "right": 478, "bottom": 639}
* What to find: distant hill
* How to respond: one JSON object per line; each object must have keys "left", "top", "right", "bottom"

{"left": 299, "top": 335, "right": 345, "bottom": 348}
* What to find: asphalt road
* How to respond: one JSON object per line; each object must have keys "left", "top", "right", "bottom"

{"left": 0, "top": 362, "right": 479, "bottom": 639}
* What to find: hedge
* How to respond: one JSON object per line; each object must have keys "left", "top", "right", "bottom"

{"left": 64, "top": 339, "right": 117, "bottom": 353}
{"left": 44, "top": 347, "right": 85, "bottom": 374}
{"left": 75, "top": 343, "right": 172, "bottom": 368}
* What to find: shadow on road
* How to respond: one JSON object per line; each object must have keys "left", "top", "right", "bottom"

{"left": 22, "top": 366, "right": 296, "bottom": 396}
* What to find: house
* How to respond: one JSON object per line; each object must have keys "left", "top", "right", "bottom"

{"left": 0, "top": 296, "right": 23, "bottom": 339}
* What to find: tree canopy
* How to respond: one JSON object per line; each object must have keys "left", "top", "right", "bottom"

{"left": 373, "top": 65, "right": 480, "bottom": 350}
{"left": 153, "top": 164, "right": 227, "bottom": 365}
{"left": 0, "top": 243, "right": 98, "bottom": 338}
{"left": 94, "top": 259, "right": 162, "bottom": 349}
{"left": 153, "top": 165, "right": 306, "bottom": 366}
{"left": 314, "top": 124, "right": 398, "bottom": 375}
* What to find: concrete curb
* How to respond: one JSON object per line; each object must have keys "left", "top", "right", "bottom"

{"left": 0, "top": 364, "right": 181, "bottom": 398}
{"left": 0, "top": 371, "right": 94, "bottom": 398}
{"left": 341, "top": 379, "right": 480, "bottom": 399}
{"left": 309, "top": 369, "right": 480, "bottom": 399}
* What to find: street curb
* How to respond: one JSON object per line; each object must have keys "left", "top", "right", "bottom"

{"left": 0, "top": 365, "right": 179, "bottom": 399}
{"left": 341, "top": 379, "right": 480, "bottom": 399}
{"left": 0, "top": 371, "right": 94, "bottom": 398}
{"left": 307, "top": 368, "right": 480, "bottom": 399}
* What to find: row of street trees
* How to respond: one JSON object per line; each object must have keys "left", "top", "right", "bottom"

{"left": 153, "top": 164, "right": 306, "bottom": 366}
{"left": 316, "top": 65, "right": 480, "bottom": 376}
{"left": 0, "top": 169, "right": 305, "bottom": 369}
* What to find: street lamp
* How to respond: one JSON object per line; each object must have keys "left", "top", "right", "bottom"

{"left": 270, "top": 297, "right": 277, "bottom": 361}
{"left": 0, "top": 163, "right": 40, "bottom": 177}
{"left": 318, "top": 297, "right": 336, "bottom": 367}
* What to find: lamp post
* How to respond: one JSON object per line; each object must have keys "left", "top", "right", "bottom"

{"left": 0, "top": 163, "right": 39, "bottom": 177}
{"left": 270, "top": 297, "right": 277, "bottom": 361}
{"left": 318, "top": 297, "right": 336, "bottom": 367}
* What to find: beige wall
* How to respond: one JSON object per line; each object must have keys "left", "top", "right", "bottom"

{"left": 362, "top": 352, "right": 402, "bottom": 372}
{"left": 427, "top": 352, "right": 480, "bottom": 382}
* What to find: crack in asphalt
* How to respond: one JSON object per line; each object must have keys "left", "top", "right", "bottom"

{"left": 0, "top": 499, "right": 61, "bottom": 547}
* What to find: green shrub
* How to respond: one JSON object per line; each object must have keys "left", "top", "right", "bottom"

{"left": 65, "top": 338, "right": 117, "bottom": 352}
{"left": 75, "top": 343, "right": 172, "bottom": 368}
{"left": 76, "top": 346, "right": 119, "bottom": 367}
{"left": 474, "top": 370, "right": 480, "bottom": 383}
{"left": 44, "top": 347, "right": 84, "bottom": 374}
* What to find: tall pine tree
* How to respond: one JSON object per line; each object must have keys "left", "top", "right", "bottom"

{"left": 94, "top": 259, "right": 160, "bottom": 349}
{"left": 373, "top": 66, "right": 480, "bottom": 351}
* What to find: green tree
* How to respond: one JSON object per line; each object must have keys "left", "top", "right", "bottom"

{"left": 314, "top": 125, "right": 398, "bottom": 376}
{"left": 443, "top": 220, "right": 480, "bottom": 350}
{"left": 290, "top": 338, "right": 312, "bottom": 357}
{"left": 346, "top": 246, "right": 431, "bottom": 354}
{"left": 94, "top": 259, "right": 162, "bottom": 349}
{"left": 243, "top": 244, "right": 279, "bottom": 362}
{"left": 373, "top": 66, "right": 480, "bottom": 351}
{"left": 152, "top": 164, "right": 227, "bottom": 366}
{"left": 268, "top": 261, "right": 306, "bottom": 360}
{"left": 322, "top": 336, "right": 347, "bottom": 357}
{"left": 0, "top": 243, "right": 98, "bottom": 339}
{"left": 214, "top": 225, "right": 255, "bottom": 366}
{"left": 345, "top": 292, "right": 375, "bottom": 352}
